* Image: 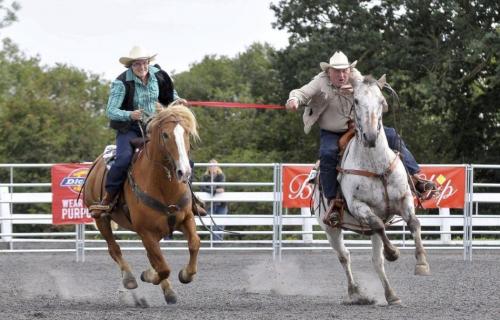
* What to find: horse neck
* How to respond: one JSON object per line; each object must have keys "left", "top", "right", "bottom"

{"left": 352, "top": 128, "right": 394, "bottom": 170}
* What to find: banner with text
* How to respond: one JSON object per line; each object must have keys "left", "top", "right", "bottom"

{"left": 51, "top": 163, "right": 92, "bottom": 224}
{"left": 282, "top": 165, "right": 466, "bottom": 209}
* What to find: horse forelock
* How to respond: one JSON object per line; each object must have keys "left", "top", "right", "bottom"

{"left": 356, "top": 75, "right": 385, "bottom": 102}
{"left": 148, "top": 104, "right": 199, "bottom": 141}
{"left": 362, "top": 75, "right": 377, "bottom": 86}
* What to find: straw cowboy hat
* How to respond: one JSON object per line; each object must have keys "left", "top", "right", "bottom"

{"left": 320, "top": 51, "right": 357, "bottom": 71}
{"left": 119, "top": 46, "right": 157, "bottom": 67}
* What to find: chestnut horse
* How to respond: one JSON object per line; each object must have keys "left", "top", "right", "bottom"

{"left": 83, "top": 103, "right": 200, "bottom": 305}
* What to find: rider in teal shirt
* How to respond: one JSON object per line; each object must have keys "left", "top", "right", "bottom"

{"left": 106, "top": 65, "right": 180, "bottom": 122}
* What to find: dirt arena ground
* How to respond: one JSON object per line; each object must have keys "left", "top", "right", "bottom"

{"left": 0, "top": 249, "right": 498, "bottom": 320}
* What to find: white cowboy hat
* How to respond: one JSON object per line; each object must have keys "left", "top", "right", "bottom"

{"left": 119, "top": 46, "right": 157, "bottom": 67}
{"left": 320, "top": 51, "right": 357, "bottom": 71}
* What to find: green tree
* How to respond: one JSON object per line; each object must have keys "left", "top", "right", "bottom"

{"left": 174, "top": 43, "right": 316, "bottom": 165}
{"left": 271, "top": 0, "right": 500, "bottom": 164}
{"left": 0, "top": 39, "right": 112, "bottom": 165}
{"left": 0, "top": 0, "right": 19, "bottom": 30}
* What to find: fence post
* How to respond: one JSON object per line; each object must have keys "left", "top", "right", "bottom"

{"left": 439, "top": 208, "right": 451, "bottom": 244}
{"left": 272, "top": 163, "right": 282, "bottom": 261}
{"left": 301, "top": 207, "right": 313, "bottom": 243}
{"left": 75, "top": 224, "right": 85, "bottom": 262}
{"left": 0, "top": 186, "right": 12, "bottom": 242}
{"left": 464, "top": 164, "right": 473, "bottom": 261}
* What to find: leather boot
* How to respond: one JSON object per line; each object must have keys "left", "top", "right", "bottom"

{"left": 323, "top": 198, "right": 343, "bottom": 227}
{"left": 411, "top": 174, "right": 439, "bottom": 200}
{"left": 90, "top": 191, "right": 117, "bottom": 219}
{"left": 192, "top": 194, "right": 207, "bottom": 217}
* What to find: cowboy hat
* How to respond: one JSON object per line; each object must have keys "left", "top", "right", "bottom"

{"left": 119, "top": 46, "right": 157, "bottom": 67}
{"left": 320, "top": 51, "right": 357, "bottom": 71}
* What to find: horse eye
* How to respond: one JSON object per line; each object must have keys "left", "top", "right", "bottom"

{"left": 354, "top": 98, "right": 359, "bottom": 105}
{"left": 162, "top": 132, "right": 169, "bottom": 139}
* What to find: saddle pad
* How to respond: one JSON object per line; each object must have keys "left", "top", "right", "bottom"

{"left": 103, "top": 145, "right": 116, "bottom": 170}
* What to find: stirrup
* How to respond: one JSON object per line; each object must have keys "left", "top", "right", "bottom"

{"left": 323, "top": 200, "right": 342, "bottom": 227}
{"left": 413, "top": 177, "right": 440, "bottom": 201}
{"left": 89, "top": 203, "right": 113, "bottom": 219}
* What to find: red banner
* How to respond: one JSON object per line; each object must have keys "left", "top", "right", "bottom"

{"left": 282, "top": 165, "right": 315, "bottom": 209}
{"left": 416, "top": 166, "right": 466, "bottom": 209}
{"left": 51, "top": 163, "right": 92, "bottom": 225}
{"left": 282, "top": 165, "right": 466, "bottom": 209}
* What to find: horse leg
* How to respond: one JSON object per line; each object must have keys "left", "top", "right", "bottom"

{"left": 139, "top": 233, "right": 177, "bottom": 304}
{"left": 95, "top": 217, "right": 137, "bottom": 289}
{"left": 352, "top": 200, "right": 400, "bottom": 261}
{"left": 371, "top": 235, "right": 401, "bottom": 305}
{"left": 177, "top": 216, "right": 200, "bottom": 284}
{"left": 401, "top": 205, "right": 431, "bottom": 275}
{"left": 324, "top": 227, "right": 373, "bottom": 305}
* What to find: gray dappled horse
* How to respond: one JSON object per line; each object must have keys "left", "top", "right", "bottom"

{"left": 313, "top": 70, "right": 430, "bottom": 305}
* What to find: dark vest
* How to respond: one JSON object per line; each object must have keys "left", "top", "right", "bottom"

{"left": 109, "top": 64, "right": 175, "bottom": 132}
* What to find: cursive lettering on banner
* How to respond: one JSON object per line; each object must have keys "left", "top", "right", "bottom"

{"left": 288, "top": 173, "right": 313, "bottom": 200}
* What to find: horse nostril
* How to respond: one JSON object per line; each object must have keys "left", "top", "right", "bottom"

{"left": 177, "top": 170, "right": 183, "bottom": 178}
{"left": 363, "top": 133, "right": 368, "bottom": 141}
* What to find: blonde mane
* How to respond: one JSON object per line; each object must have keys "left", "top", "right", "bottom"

{"left": 147, "top": 102, "right": 200, "bottom": 141}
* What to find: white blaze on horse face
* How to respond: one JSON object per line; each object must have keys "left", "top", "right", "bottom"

{"left": 173, "top": 124, "right": 191, "bottom": 182}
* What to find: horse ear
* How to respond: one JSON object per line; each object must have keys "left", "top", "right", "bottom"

{"left": 377, "top": 74, "right": 387, "bottom": 89}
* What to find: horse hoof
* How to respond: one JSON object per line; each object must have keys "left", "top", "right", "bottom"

{"left": 140, "top": 271, "right": 148, "bottom": 283}
{"left": 164, "top": 289, "right": 177, "bottom": 305}
{"left": 123, "top": 278, "right": 138, "bottom": 290}
{"left": 387, "top": 296, "right": 402, "bottom": 305}
{"left": 122, "top": 271, "right": 138, "bottom": 289}
{"left": 384, "top": 247, "right": 400, "bottom": 262}
{"left": 178, "top": 269, "right": 194, "bottom": 284}
{"left": 415, "top": 264, "right": 431, "bottom": 276}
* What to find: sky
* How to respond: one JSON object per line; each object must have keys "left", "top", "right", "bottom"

{"left": 1, "top": 0, "right": 290, "bottom": 80}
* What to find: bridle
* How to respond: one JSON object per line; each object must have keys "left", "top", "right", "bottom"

{"left": 350, "top": 95, "right": 383, "bottom": 146}
{"left": 127, "top": 116, "right": 192, "bottom": 236}
{"left": 139, "top": 116, "right": 186, "bottom": 182}
{"left": 338, "top": 81, "right": 399, "bottom": 216}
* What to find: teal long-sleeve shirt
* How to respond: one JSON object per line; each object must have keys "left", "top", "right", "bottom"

{"left": 106, "top": 65, "right": 179, "bottom": 122}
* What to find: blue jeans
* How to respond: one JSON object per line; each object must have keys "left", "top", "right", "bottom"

{"left": 209, "top": 203, "right": 227, "bottom": 240}
{"left": 105, "top": 129, "right": 140, "bottom": 194}
{"left": 319, "top": 127, "right": 420, "bottom": 199}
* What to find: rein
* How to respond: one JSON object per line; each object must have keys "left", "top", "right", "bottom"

{"left": 337, "top": 151, "right": 401, "bottom": 215}
{"left": 128, "top": 116, "right": 190, "bottom": 236}
{"left": 140, "top": 117, "right": 183, "bottom": 182}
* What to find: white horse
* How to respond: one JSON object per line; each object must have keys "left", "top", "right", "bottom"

{"left": 313, "top": 71, "right": 430, "bottom": 305}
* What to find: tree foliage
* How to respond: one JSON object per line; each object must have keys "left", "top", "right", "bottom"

{"left": 271, "top": 0, "right": 500, "bottom": 164}
{"left": 174, "top": 43, "right": 318, "bottom": 166}
{"left": 0, "top": 0, "right": 19, "bottom": 30}
{"left": 0, "top": 39, "right": 112, "bottom": 164}
{"left": 0, "top": 0, "right": 498, "bottom": 171}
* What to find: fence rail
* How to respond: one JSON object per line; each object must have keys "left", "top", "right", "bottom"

{"left": 1, "top": 163, "right": 499, "bottom": 262}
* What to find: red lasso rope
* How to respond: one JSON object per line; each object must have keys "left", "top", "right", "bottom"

{"left": 187, "top": 101, "right": 285, "bottom": 110}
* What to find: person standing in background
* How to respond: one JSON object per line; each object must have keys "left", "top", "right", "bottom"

{"left": 201, "top": 159, "right": 228, "bottom": 240}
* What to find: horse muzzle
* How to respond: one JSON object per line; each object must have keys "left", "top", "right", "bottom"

{"left": 175, "top": 165, "right": 191, "bottom": 183}
{"left": 362, "top": 132, "right": 377, "bottom": 148}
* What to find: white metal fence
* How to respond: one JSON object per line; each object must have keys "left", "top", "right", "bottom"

{"left": 0, "top": 163, "right": 499, "bottom": 262}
